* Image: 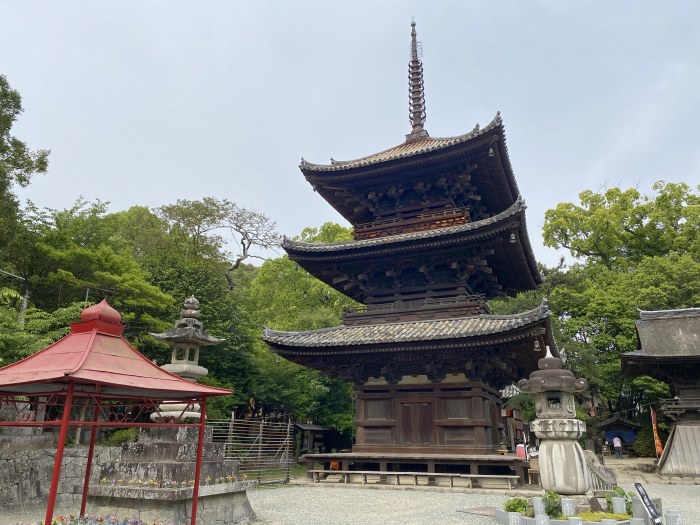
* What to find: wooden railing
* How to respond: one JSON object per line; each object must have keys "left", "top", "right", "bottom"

{"left": 354, "top": 206, "right": 470, "bottom": 239}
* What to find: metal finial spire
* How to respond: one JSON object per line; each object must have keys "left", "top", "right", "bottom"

{"left": 406, "top": 20, "right": 428, "bottom": 142}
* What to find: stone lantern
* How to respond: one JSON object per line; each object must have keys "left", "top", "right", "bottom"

{"left": 518, "top": 347, "right": 589, "bottom": 494}
{"left": 150, "top": 296, "right": 224, "bottom": 421}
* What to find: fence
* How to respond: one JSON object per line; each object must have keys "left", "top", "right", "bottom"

{"left": 207, "top": 416, "right": 293, "bottom": 484}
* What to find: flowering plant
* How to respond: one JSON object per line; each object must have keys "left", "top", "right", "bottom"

{"left": 95, "top": 473, "right": 240, "bottom": 488}
{"left": 16, "top": 515, "right": 174, "bottom": 525}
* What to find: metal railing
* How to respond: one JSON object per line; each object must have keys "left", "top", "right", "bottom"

{"left": 207, "top": 416, "right": 293, "bottom": 484}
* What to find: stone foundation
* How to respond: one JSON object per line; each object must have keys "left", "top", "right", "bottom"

{"left": 0, "top": 427, "right": 257, "bottom": 524}
{"left": 88, "top": 482, "right": 257, "bottom": 525}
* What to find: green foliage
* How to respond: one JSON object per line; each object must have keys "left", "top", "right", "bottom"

{"left": 576, "top": 511, "right": 631, "bottom": 521}
{"left": 504, "top": 497, "right": 528, "bottom": 513}
{"left": 542, "top": 491, "right": 562, "bottom": 518}
{"left": 539, "top": 181, "right": 700, "bottom": 416}
{"left": 298, "top": 223, "right": 354, "bottom": 243}
{"left": 632, "top": 419, "right": 668, "bottom": 458}
{"left": 543, "top": 182, "right": 700, "bottom": 267}
{"left": 0, "top": 302, "right": 83, "bottom": 363}
{"left": 503, "top": 393, "right": 536, "bottom": 421}
{"left": 99, "top": 428, "right": 139, "bottom": 446}
{"left": 0, "top": 74, "right": 49, "bottom": 258}
{"left": 239, "top": 223, "right": 357, "bottom": 431}
{"left": 604, "top": 486, "right": 634, "bottom": 514}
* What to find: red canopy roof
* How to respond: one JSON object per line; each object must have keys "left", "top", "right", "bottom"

{"left": 0, "top": 300, "right": 231, "bottom": 399}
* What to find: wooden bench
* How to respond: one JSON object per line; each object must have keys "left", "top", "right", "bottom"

{"left": 460, "top": 474, "right": 520, "bottom": 489}
{"left": 308, "top": 470, "right": 465, "bottom": 487}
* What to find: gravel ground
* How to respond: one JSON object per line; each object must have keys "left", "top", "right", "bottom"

{"left": 248, "top": 485, "right": 509, "bottom": 525}
{"left": 247, "top": 483, "right": 700, "bottom": 525}
{"left": 1, "top": 480, "right": 698, "bottom": 524}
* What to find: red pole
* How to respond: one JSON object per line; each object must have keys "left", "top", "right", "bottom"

{"left": 80, "top": 398, "right": 101, "bottom": 515}
{"left": 190, "top": 397, "right": 207, "bottom": 525}
{"left": 45, "top": 381, "right": 75, "bottom": 525}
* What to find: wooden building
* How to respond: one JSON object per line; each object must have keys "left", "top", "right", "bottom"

{"left": 622, "top": 307, "right": 700, "bottom": 477}
{"left": 263, "top": 22, "right": 556, "bottom": 460}
{"left": 596, "top": 413, "right": 642, "bottom": 456}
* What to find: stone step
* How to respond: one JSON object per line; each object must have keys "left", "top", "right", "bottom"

{"left": 136, "top": 427, "right": 214, "bottom": 444}
{"left": 120, "top": 441, "right": 225, "bottom": 462}
{"left": 99, "top": 460, "right": 238, "bottom": 484}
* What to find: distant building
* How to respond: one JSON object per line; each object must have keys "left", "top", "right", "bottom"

{"left": 622, "top": 307, "right": 700, "bottom": 477}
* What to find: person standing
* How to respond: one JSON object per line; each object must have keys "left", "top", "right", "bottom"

{"left": 612, "top": 435, "right": 623, "bottom": 459}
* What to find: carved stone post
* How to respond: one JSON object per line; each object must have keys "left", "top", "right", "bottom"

{"left": 518, "top": 348, "right": 589, "bottom": 494}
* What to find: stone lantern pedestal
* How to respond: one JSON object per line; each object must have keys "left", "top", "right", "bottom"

{"left": 519, "top": 348, "right": 590, "bottom": 495}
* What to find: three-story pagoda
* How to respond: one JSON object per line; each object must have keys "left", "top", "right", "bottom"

{"left": 263, "top": 22, "right": 557, "bottom": 454}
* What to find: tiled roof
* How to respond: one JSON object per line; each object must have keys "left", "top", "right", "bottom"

{"left": 283, "top": 198, "right": 524, "bottom": 254}
{"left": 634, "top": 307, "right": 700, "bottom": 357}
{"left": 596, "top": 412, "right": 643, "bottom": 430}
{"left": 638, "top": 307, "right": 700, "bottom": 320}
{"left": 300, "top": 113, "right": 502, "bottom": 172}
{"left": 262, "top": 302, "right": 549, "bottom": 349}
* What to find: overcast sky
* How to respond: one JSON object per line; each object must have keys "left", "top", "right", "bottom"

{"left": 2, "top": 1, "right": 699, "bottom": 267}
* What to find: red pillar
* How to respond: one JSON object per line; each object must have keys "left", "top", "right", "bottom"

{"left": 45, "top": 381, "right": 75, "bottom": 525}
{"left": 80, "top": 398, "right": 101, "bottom": 516}
{"left": 190, "top": 397, "right": 207, "bottom": 525}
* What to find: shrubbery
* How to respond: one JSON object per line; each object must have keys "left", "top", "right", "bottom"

{"left": 99, "top": 428, "right": 139, "bottom": 446}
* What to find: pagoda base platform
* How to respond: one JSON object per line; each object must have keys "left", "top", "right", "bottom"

{"left": 303, "top": 451, "right": 530, "bottom": 486}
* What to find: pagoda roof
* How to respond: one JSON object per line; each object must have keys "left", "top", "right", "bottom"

{"left": 262, "top": 301, "right": 553, "bottom": 353}
{"left": 285, "top": 197, "right": 526, "bottom": 255}
{"left": 283, "top": 198, "right": 541, "bottom": 300}
{"left": 0, "top": 300, "right": 231, "bottom": 399}
{"left": 299, "top": 113, "right": 522, "bottom": 226}
{"left": 301, "top": 112, "right": 505, "bottom": 174}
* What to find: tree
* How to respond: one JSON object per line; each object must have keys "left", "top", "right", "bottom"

{"left": 156, "top": 197, "right": 282, "bottom": 288}
{"left": 0, "top": 74, "right": 49, "bottom": 267}
{"left": 6, "top": 200, "right": 176, "bottom": 350}
{"left": 540, "top": 181, "right": 699, "bottom": 417}
{"left": 0, "top": 302, "right": 83, "bottom": 364}
{"left": 238, "top": 223, "right": 357, "bottom": 430}
{"left": 543, "top": 181, "right": 700, "bottom": 268}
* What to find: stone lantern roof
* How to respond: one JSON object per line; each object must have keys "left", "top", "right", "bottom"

{"left": 150, "top": 296, "right": 224, "bottom": 347}
{"left": 518, "top": 347, "right": 588, "bottom": 394}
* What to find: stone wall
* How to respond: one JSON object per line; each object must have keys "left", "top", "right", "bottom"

{"left": 0, "top": 429, "right": 256, "bottom": 525}
{"left": 0, "top": 435, "right": 122, "bottom": 512}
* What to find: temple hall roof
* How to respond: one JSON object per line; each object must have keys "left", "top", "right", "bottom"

{"left": 596, "top": 412, "right": 643, "bottom": 431}
{"left": 621, "top": 307, "right": 700, "bottom": 377}
{"left": 634, "top": 307, "right": 700, "bottom": 357}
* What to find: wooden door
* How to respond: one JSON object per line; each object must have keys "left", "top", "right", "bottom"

{"left": 400, "top": 402, "right": 432, "bottom": 446}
